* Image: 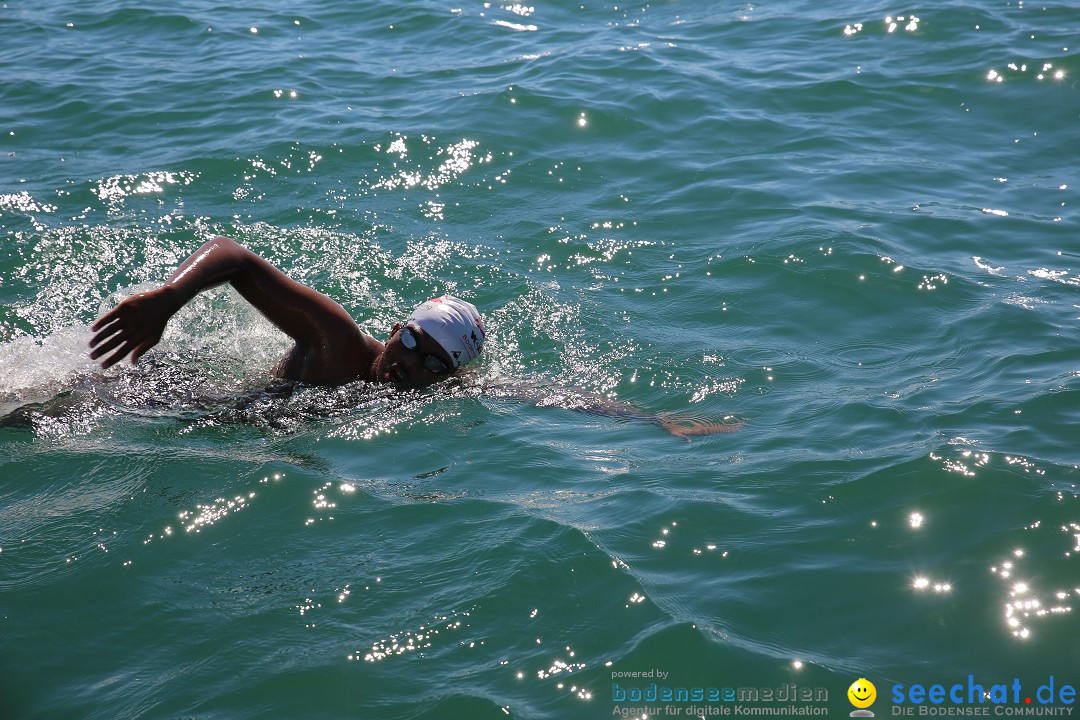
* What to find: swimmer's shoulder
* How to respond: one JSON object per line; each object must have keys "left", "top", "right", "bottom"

{"left": 274, "top": 332, "right": 383, "bottom": 385}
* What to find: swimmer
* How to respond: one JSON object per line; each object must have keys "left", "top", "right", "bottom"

{"left": 89, "top": 236, "right": 739, "bottom": 438}
{"left": 90, "top": 236, "right": 482, "bottom": 389}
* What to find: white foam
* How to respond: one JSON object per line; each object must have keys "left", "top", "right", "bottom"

{"left": 0, "top": 326, "right": 97, "bottom": 398}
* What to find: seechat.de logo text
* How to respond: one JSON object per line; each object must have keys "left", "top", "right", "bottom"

{"left": 891, "top": 676, "right": 1076, "bottom": 716}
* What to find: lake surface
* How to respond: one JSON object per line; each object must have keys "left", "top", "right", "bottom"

{"left": 2, "top": 1, "right": 1078, "bottom": 718}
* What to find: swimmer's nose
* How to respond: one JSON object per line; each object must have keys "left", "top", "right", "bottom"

{"left": 389, "top": 354, "right": 423, "bottom": 384}
{"left": 387, "top": 362, "right": 407, "bottom": 384}
{"left": 399, "top": 351, "right": 424, "bottom": 372}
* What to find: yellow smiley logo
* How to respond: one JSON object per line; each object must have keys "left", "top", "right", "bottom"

{"left": 848, "top": 678, "right": 876, "bottom": 709}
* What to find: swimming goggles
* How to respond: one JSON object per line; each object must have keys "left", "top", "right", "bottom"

{"left": 399, "top": 325, "right": 451, "bottom": 375}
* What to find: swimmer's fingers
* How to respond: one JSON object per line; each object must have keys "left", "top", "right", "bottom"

{"left": 90, "top": 290, "right": 162, "bottom": 336}
{"left": 90, "top": 307, "right": 123, "bottom": 333}
{"left": 89, "top": 330, "right": 130, "bottom": 364}
{"left": 89, "top": 298, "right": 138, "bottom": 358}
{"left": 90, "top": 325, "right": 146, "bottom": 368}
{"left": 89, "top": 320, "right": 163, "bottom": 368}
{"left": 682, "top": 418, "right": 744, "bottom": 434}
{"left": 88, "top": 324, "right": 118, "bottom": 352}
{"left": 95, "top": 331, "right": 159, "bottom": 369}
{"left": 89, "top": 314, "right": 140, "bottom": 361}
{"left": 657, "top": 413, "right": 744, "bottom": 440}
{"left": 88, "top": 290, "right": 173, "bottom": 368}
{"left": 130, "top": 337, "right": 159, "bottom": 364}
{"left": 89, "top": 314, "right": 133, "bottom": 356}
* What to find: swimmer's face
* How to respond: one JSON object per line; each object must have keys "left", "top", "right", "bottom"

{"left": 375, "top": 323, "right": 455, "bottom": 389}
{"left": 848, "top": 679, "right": 876, "bottom": 709}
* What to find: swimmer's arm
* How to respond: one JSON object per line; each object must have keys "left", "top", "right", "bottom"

{"left": 90, "top": 236, "right": 372, "bottom": 369}
{"left": 480, "top": 381, "right": 742, "bottom": 439}
{"left": 569, "top": 395, "right": 743, "bottom": 440}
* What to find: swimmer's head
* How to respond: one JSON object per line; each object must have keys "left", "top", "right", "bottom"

{"left": 407, "top": 295, "right": 486, "bottom": 368}
{"left": 376, "top": 295, "right": 485, "bottom": 388}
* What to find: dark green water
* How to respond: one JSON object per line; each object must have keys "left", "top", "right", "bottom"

{"left": 2, "top": 1, "right": 1078, "bottom": 719}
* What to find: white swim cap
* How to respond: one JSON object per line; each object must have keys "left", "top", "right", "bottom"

{"left": 407, "top": 295, "right": 486, "bottom": 369}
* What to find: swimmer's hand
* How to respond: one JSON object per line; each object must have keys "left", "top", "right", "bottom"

{"left": 656, "top": 413, "right": 743, "bottom": 441}
{"left": 89, "top": 287, "right": 181, "bottom": 369}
